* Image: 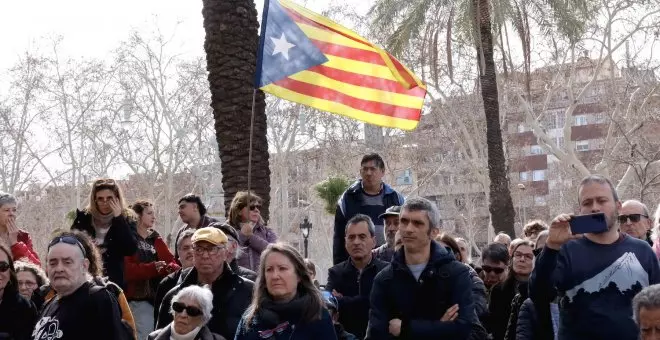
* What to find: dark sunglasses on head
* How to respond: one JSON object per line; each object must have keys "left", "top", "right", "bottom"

{"left": 481, "top": 265, "right": 505, "bottom": 274}
{"left": 172, "top": 301, "right": 203, "bottom": 317}
{"left": 48, "top": 236, "right": 87, "bottom": 257}
{"left": 0, "top": 261, "right": 10, "bottom": 273}
{"left": 93, "top": 179, "right": 116, "bottom": 186}
{"left": 249, "top": 204, "right": 261, "bottom": 211}
{"left": 618, "top": 214, "right": 648, "bottom": 224}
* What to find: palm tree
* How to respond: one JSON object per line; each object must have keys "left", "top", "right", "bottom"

{"left": 315, "top": 177, "right": 351, "bottom": 215}
{"left": 201, "top": 0, "right": 271, "bottom": 221}
{"left": 370, "top": 0, "right": 594, "bottom": 236}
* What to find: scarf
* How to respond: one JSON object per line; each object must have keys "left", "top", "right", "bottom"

{"left": 257, "top": 293, "right": 312, "bottom": 329}
{"left": 91, "top": 210, "right": 114, "bottom": 245}
{"left": 170, "top": 324, "right": 202, "bottom": 340}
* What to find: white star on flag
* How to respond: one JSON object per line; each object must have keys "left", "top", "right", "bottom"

{"left": 271, "top": 33, "right": 296, "bottom": 60}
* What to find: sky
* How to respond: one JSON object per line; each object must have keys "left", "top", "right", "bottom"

{"left": 0, "top": 0, "right": 372, "bottom": 71}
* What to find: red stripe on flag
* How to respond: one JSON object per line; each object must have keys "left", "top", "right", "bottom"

{"left": 274, "top": 77, "right": 422, "bottom": 121}
{"left": 282, "top": 6, "right": 371, "bottom": 49}
{"left": 306, "top": 65, "right": 426, "bottom": 98}
{"left": 389, "top": 55, "right": 418, "bottom": 88}
{"left": 310, "top": 40, "right": 385, "bottom": 66}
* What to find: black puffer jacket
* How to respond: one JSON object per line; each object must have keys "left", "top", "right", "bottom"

{"left": 326, "top": 257, "right": 388, "bottom": 339}
{"left": 155, "top": 265, "right": 253, "bottom": 340}
{"left": 0, "top": 289, "right": 37, "bottom": 340}
{"left": 504, "top": 282, "right": 528, "bottom": 340}
{"left": 71, "top": 209, "right": 138, "bottom": 289}
{"left": 365, "top": 241, "right": 475, "bottom": 339}
{"left": 486, "top": 276, "right": 520, "bottom": 340}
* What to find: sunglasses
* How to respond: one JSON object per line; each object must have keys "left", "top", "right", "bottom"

{"left": 172, "top": 302, "right": 203, "bottom": 317}
{"left": 93, "top": 179, "right": 116, "bottom": 186}
{"left": 48, "top": 236, "right": 87, "bottom": 257}
{"left": 482, "top": 265, "right": 505, "bottom": 274}
{"left": 618, "top": 214, "right": 648, "bottom": 224}
{"left": 249, "top": 204, "right": 261, "bottom": 211}
{"left": 0, "top": 261, "right": 10, "bottom": 273}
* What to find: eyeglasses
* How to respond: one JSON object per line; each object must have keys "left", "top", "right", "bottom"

{"left": 618, "top": 214, "right": 649, "bottom": 224}
{"left": 481, "top": 265, "right": 505, "bottom": 274}
{"left": 0, "top": 261, "right": 9, "bottom": 273}
{"left": 249, "top": 204, "right": 261, "bottom": 211}
{"left": 48, "top": 236, "right": 87, "bottom": 257}
{"left": 513, "top": 252, "right": 534, "bottom": 261}
{"left": 193, "top": 245, "right": 225, "bottom": 256}
{"left": 172, "top": 302, "right": 203, "bottom": 317}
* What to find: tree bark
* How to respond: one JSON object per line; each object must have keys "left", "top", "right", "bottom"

{"left": 475, "top": 0, "right": 516, "bottom": 237}
{"left": 201, "top": 0, "right": 271, "bottom": 221}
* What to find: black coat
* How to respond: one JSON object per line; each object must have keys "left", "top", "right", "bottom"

{"left": 230, "top": 260, "right": 257, "bottom": 281}
{"left": 71, "top": 210, "right": 138, "bottom": 289}
{"left": 0, "top": 290, "right": 37, "bottom": 340}
{"left": 365, "top": 241, "right": 476, "bottom": 339}
{"left": 153, "top": 268, "right": 183, "bottom": 326}
{"left": 504, "top": 282, "right": 529, "bottom": 340}
{"left": 148, "top": 325, "right": 225, "bottom": 340}
{"left": 326, "top": 257, "right": 388, "bottom": 339}
{"left": 516, "top": 298, "right": 557, "bottom": 340}
{"left": 486, "top": 276, "right": 519, "bottom": 340}
{"left": 155, "top": 264, "right": 253, "bottom": 340}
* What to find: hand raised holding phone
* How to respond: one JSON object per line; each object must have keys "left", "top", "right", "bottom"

{"left": 546, "top": 214, "right": 582, "bottom": 250}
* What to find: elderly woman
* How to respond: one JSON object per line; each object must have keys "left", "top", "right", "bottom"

{"left": 14, "top": 260, "right": 48, "bottom": 300}
{"left": 228, "top": 191, "right": 277, "bottom": 271}
{"left": 0, "top": 192, "right": 40, "bottom": 265}
{"left": 633, "top": 284, "right": 660, "bottom": 340}
{"left": 235, "top": 243, "right": 336, "bottom": 340}
{"left": 148, "top": 285, "right": 225, "bottom": 340}
{"left": 0, "top": 246, "right": 38, "bottom": 340}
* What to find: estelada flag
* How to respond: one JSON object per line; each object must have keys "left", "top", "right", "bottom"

{"left": 255, "top": 0, "right": 427, "bottom": 130}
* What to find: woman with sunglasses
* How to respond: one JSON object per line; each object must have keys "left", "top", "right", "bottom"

{"left": 148, "top": 285, "right": 225, "bottom": 340}
{"left": 71, "top": 178, "right": 138, "bottom": 290}
{"left": 0, "top": 245, "right": 38, "bottom": 340}
{"left": 227, "top": 191, "right": 277, "bottom": 271}
{"left": 235, "top": 243, "right": 335, "bottom": 340}
{"left": 0, "top": 192, "right": 40, "bottom": 265}
{"left": 487, "top": 239, "right": 535, "bottom": 340}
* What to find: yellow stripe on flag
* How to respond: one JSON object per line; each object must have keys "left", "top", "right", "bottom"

{"left": 322, "top": 55, "right": 399, "bottom": 82}
{"left": 296, "top": 23, "right": 376, "bottom": 52}
{"left": 290, "top": 70, "right": 424, "bottom": 109}
{"left": 262, "top": 83, "right": 420, "bottom": 130}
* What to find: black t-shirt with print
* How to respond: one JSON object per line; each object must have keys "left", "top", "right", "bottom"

{"left": 32, "top": 282, "right": 125, "bottom": 340}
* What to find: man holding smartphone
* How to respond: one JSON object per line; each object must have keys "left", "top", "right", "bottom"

{"left": 529, "top": 175, "right": 660, "bottom": 340}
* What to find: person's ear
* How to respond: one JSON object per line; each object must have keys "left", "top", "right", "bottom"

{"left": 82, "top": 258, "right": 90, "bottom": 273}
{"left": 430, "top": 227, "right": 440, "bottom": 239}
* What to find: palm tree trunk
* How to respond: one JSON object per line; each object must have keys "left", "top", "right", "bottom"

{"left": 475, "top": 0, "right": 516, "bottom": 237}
{"left": 201, "top": 0, "right": 271, "bottom": 222}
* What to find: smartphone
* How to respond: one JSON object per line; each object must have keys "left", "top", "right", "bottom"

{"left": 321, "top": 290, "right": 333, "bottom": 300}
{"left": 569, "top": 212, "right": 608, "bottom": 234}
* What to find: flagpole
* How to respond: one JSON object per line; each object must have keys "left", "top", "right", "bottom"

{"left": 247, "top": 88, "right": 257, "bottom": 195}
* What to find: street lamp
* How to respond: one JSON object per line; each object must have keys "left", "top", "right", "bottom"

{"left": 300, "top": 217, "right": 312, "bottom": 258}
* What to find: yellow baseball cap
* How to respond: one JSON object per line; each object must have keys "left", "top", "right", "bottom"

{"left": 191, "top": 227, "right": 228, "bottom": 246}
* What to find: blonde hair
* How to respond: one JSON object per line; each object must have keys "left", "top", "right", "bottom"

{"left": 86, "top": 178, "right": 130, "bottom": 217}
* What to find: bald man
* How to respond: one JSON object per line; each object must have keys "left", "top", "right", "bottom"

{"left": 620, "top": 200, "right": 653, "bottom": 245}
{"left": 493, "top": 232, "right": 512, "bottom": 248}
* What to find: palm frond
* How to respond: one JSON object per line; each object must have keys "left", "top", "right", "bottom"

{"left": 384, "top": 0, "right": 437, "bottom": 57}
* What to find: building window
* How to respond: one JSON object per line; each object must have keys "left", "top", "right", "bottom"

{"left": 530, "top": 145, "right": 544, "bottom": 155}
{"left": 556, "top": 113, "right": 565, "bottom": 127}
{"left": 534, "top": 196, "right": 547, "bottom": 206}
{"left": 556, "top": 136, "right": 564, "bottom": 148}
{"left": 396, "top": 169, "right": 413, "bottom": 185}
{"left": 576, "top": 140, "right": 589, "bottom": 152}
{"left": 575, "top": 115, "right": 588, "bottom": 126}
{"left": 594, "top": 113, "right": 606, "bottom": 124}
{"left": 520, "top": 171, "right": 529, "bottom": 182}
{"left": 532, "top": 170, "right": 546, "bottom": 181}
{"left": 517, "top": 124, "right": 526, "bottom": 133}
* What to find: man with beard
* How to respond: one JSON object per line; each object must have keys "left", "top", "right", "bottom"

{"left": 372, "top": 206, "right": 400, "bottom": 262}
{"left": 327, "top": 215, "right": 388, "bottom": 339}
{"left": 530, "top": 175, "right": 660, "bottom": 340}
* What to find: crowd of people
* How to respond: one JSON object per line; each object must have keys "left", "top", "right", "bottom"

{"left": 1, "top": 153, "right": 660, "bottom": 339}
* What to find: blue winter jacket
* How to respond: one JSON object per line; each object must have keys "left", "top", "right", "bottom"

{"left": 333, "top": 180, "right": 404, "bottom": 265}
{"left": 234, "top": 308, "right": 337, "bottom": 340}
{"left": 365, "top": 241, "right": 475, "bottom": 339}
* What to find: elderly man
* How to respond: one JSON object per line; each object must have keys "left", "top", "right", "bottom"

{"left": 210, "top": 222, "right": 257, "bottom": 281}
{"left": 620, "top": 200, "right": 653, "bottom": 245}
{"left": 372, "top": 206, "right": 401, "bottom": 262}
{"left": 33, "top": 235, "right": 127, "bottom": 340}
{"left": 493, "top": 232, "right": 512, "bottom": 248}
{"left": 156, "top": 227, "right": 253, "bottom": 340}
{"left": 633, "top": 284, "right": 660, "bottom": 340}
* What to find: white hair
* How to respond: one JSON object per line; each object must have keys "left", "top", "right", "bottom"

{"left": 170, "top": 285, "right": 214, "bottom": 324}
